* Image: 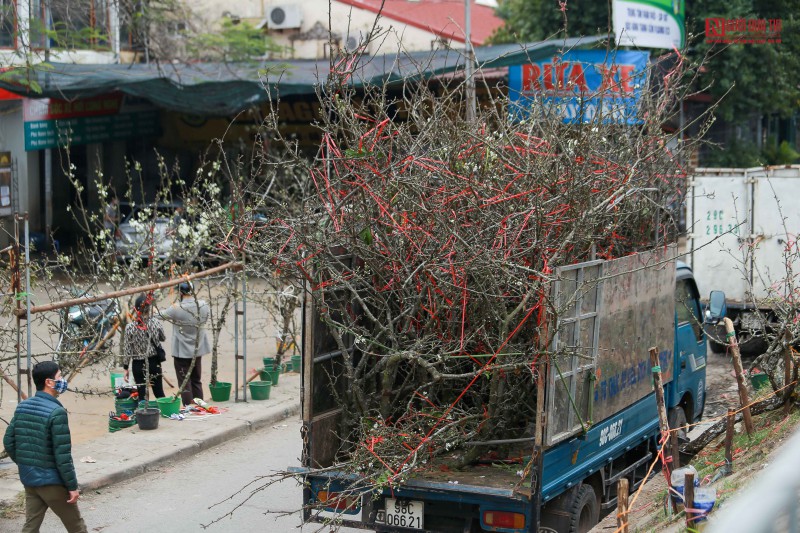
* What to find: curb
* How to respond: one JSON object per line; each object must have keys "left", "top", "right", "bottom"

{"left": 79, "top": 401, "right": 300, "bottom": 492}
{"left": 0, "top": 399, "right": 301, "bottom": 508}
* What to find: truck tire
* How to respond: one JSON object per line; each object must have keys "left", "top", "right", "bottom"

{"left": 568, "top": 484, "right": 599, "bottom": 533}
{"left": 668, "top": 405, "right": 689, "bottom": 445}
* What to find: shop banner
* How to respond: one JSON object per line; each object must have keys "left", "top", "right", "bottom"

{"left": 508, "top": 49, "right": 649, "bottom": 125}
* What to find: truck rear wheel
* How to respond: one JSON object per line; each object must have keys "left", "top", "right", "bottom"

{"left": 569, "top": 484, "right": 599, "bottom": 533}
{"left": 668, "top": 405, "right": 689, "bottom": 445}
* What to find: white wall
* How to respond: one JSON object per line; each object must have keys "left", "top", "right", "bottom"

{"left": 0, "top": 102, "right": 40, "bottom": 243}
{"left": 192, "top": 0, "right": 451, "bottom": 59}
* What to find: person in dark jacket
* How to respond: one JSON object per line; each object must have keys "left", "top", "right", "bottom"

{"left": 3, "top": 360, "right": 87, "bottom": 533}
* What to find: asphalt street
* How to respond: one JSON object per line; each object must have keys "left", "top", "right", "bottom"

{"left": 0, "top": 420, "right": 362, "bottom": 533}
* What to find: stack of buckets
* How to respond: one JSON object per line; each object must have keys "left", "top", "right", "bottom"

{"left": 671, "top": 465, "right": 717, "bottom": 528}
{"left": 110, "top": 371, "right": 136, "bottom": 432}
{"left": 249, "top": 357, "right": 277, "bottom": 400}
{"left": 109, "top": 370, "right": 182, "bottom": 431}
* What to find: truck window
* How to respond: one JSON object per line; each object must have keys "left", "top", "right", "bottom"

{"left": 675, "top": 279, "right": 703, "bottom": 341}
{"left": 546, "top": 261, "right": 601, "bottom": 445}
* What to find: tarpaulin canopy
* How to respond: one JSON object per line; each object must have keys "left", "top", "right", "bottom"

{"left": 0, "top": 36, "right": 604, "bottom": 116}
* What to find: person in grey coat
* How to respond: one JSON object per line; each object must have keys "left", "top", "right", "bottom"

{"left": 158, "top": 281, "right": 210, "bottom": 407}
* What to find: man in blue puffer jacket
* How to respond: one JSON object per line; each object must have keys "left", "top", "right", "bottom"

{"left": 3, "top": 361, "right": 87, "bottom": 532}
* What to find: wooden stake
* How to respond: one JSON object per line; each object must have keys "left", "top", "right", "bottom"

{"left": 784, "top": 330, "right": 793, "bottom": 416}
{"left": 649, "top": 347, "right": 676, "bottom": 513}
{"left": 670, "top": 428, "right": 681, "bottom": 469}
{"left": 617, "top": 477, "right": 629, "bottom": 533}
{"left": 684, "top": 472, "right": 695, "bottom": 529}
{"left": 724, "top": 408, "right": 735, "bottom": 472}
{"left": 723, "top": 318, "right": 754, "bottom": 436}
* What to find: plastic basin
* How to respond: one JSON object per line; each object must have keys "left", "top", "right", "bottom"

{"left": 249, "top": 381, "right": 271, "bottom": 401}
{"left": 157, "top": 396, "right": 181, "bottom": 417}
{"left": 209, "top": 382, "right": 232, "bottom": 402}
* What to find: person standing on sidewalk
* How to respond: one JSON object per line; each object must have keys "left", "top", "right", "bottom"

{"left": 122, "top": 293, "right": 166, "bottom": 402}
{"left": 158, "top": 281, "right": 210, "bottom": 407}
{"left": 3, "top": 361, "right": 87, "bottom": 533}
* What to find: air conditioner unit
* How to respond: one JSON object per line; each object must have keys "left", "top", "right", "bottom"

{"left": 266, "top": 5, "right": 303, "bottom": 30}
{"left": 344, "top": 30, "right": 368, "bottom": 53}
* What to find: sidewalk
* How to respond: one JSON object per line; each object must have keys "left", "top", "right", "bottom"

{"left": 0, "top": 373, "right": 301, "bottom": 507}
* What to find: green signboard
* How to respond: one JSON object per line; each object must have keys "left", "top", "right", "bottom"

{"left": 24, "top": 110, "right": 161, "bottom": 151}
{"left": 613, "top": 0, "right": 685, "bottom": 49}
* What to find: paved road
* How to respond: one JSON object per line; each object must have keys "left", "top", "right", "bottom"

{"left": 0, "top": 420, "right": 361, "bottom": 533}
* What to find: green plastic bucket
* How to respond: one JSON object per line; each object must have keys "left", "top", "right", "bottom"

{"left": 115, "top": 398, "right": 137, "bottom": 415}
{"left": 108, "top": 416, "right": 136, "bottom": 433}
{"left": 157, "top": 396, "right": 181, "bottom": 417}
{"left": 110, "top": 371, "right": 125, "bottom": 390}
{"left": 750, "top": 372, "right": 769, "bottom": 390}
{"left": 262, "top": 357, "right": 275, "bottom": 370}
{"left": 259, "top": 369, "right": 271, "bottom": 381}
{"left": 209, "top": 382, "right": 232, "bottom": 402}
{"left": 249, "top": 381, "right": 271, "bottom": 401}
{"left": 270, "top": 367, "right": 282, "bottom": 386}
{"left": 291, "top": 355, "right": 301, "bottom": 373}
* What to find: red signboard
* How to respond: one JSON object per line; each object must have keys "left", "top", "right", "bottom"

{"left": 0, "top": 88, "right": 22, "bottom": 101}
{"left": 23, "top": 93, "right": 124, "bottom": 121}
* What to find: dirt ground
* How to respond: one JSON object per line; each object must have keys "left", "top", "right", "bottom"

{"left": 591, "top": 342, "right": 794, "bottom": 532}
{"left": 0, "top": 277, "right": 296, "bottom": 447}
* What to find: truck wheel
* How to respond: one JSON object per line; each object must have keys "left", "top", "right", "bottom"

{"left": 668, "top": 406, "right": 689, "bottom": 445}
{"left": 568, "top": 484, "right": 599, "bottom": 533}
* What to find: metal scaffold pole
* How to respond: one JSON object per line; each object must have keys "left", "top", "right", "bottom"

{"left": 235, "top": 255, "right": 248, "bottom": 402}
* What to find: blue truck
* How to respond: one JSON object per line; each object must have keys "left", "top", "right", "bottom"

{"left": 292, "top": 246, "right": 725, "bottom": 532}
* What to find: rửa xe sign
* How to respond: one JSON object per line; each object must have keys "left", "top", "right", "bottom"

{"left": 508, "top": 49, "right": 649, "bottom": 125}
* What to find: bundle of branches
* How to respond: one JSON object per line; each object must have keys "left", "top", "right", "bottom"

{"left": 257, "top": 47, "right": 701, "bottom": 489}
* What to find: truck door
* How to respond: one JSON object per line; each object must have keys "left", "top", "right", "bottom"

{"left": 673, "top": 277, "right": 706, "bottom": 421}
{"left": 301, "top": 254, "right": 359, "bottom": 471}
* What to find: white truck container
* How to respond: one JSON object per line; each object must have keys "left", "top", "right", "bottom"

{"left": 687, "top": 165, "right": 800, "bottom": 352}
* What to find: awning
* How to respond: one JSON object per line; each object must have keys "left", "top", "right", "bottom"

{"left": 0, "top": 36, "right": 604, "bottom": 116}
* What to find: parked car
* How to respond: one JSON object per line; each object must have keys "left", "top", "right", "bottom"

{"left": 115, "top": 203, "right": 181, "bottom": 261}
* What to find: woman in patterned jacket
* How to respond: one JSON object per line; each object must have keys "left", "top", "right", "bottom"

{"left": 122, "top": 293, "right": 166, "bottom": 402}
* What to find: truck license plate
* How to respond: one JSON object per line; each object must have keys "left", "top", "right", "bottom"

{"left": 385, "top": 498, "right": 424, "bottom": 530}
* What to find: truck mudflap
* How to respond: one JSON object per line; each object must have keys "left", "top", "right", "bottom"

{"left": 289, "top": 466, "right": 536, "bottom": 533}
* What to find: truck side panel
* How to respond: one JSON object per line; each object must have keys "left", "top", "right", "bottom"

{"left": 541, "top": 393, "right": 658, "bottom": 503}
{"left": 593, "top": 249, "right": 675, "bottom": 423}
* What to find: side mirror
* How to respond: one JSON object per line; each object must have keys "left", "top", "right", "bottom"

{"left": 705, "top": 290, "right": 727, "bottom": 323}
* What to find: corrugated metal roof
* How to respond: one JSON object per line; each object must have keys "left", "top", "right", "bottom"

{"left": 336, "top": 0, "right": 503, "bottom": 44}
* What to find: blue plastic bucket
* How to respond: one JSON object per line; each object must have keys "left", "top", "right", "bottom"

{"left": 691, "top": 487, "right": 716, "bottom": 525}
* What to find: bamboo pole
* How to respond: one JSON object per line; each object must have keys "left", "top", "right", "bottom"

{"left": 784, "top": 330, "right": 793, "bottom": 416}
{"left": 14, "top": 261, "right": 243, "bottom": 317}
{"left": 684, "top": 471, "right": 695, "bottom": 528}
{"left": 650, "top": 347, "right": 677, "bottom": 513}
{"left": 723, "top": 318, "right": 754, "bottom": 436}
{"left": 617, "top": 477, "right": 629, "bottom": 533}
{"left": 724, "top": 408, "right": 735, "bottom": 476}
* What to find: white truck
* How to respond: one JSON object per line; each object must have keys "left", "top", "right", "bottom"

{"left": 687, "top": 165, "right": 800, "bottom": 352}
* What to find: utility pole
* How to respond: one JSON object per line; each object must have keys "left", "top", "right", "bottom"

{"left": 44, "top": 1, "right": 53, "bottom": 247}
{"left": 465, "top": 0, "right": 476, "bottom": 122}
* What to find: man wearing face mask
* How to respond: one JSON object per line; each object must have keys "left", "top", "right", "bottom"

{"left": 3, "top": 361, "right": 87, "bottom": 532}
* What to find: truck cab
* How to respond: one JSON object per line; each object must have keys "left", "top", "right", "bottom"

{"left": 669, "top": 261, "right": 708, "bottom": 438}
